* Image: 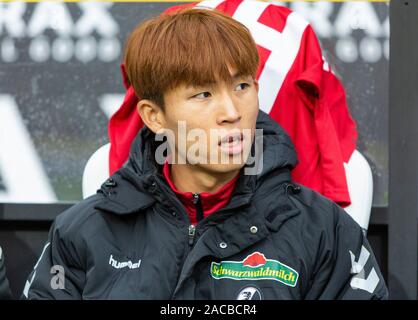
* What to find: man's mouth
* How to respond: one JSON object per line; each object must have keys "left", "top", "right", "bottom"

{"left": 218, "top": 132, "right": 244, "bottom": 155}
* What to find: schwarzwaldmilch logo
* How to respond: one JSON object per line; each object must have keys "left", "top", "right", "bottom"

{"left": 211, "top": 252, "right": 299, "bottom": 287}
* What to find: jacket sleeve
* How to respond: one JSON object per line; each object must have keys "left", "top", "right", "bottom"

{"left": 22, "top": 222, "right": 85, "bottom": 300}
{"left": 304, "top": 205, "right": 388, "bottom": 300}
{"left": 0, "top": 246, "right": 12, "bottom": 300}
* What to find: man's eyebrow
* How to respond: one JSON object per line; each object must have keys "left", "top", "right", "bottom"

{"left": 231, "top": 72, "right": 240, "bottom": 80}
{"left": 185, "top": 73, "right": 251, "bottom": 90}
{"left": 185, "top": 81, "right": 216, "bottom": 90}
{"left": 231, "top": 72, "right": 250, "bottom": 81}
{"left": 205, "top": 72, "right": 250, "bottom": 85}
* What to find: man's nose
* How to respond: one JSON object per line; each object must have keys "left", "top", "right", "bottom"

{"left": 216, "top": 92, "right": 241, "bottom": 124}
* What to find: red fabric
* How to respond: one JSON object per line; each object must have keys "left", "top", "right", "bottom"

{"left": 162, "top": 161, "right": 239, "bottom": 225}
{"left": 268, "top": 24, "right": 357, "bottom": 207}
{"left": 108, "top": 0, "right": 357, "bottom": 207}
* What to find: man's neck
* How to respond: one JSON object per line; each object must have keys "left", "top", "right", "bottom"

{"left": 170, "top": 164, "right": 240, "bottom": 194}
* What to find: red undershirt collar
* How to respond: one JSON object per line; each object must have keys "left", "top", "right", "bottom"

{"left": 162, "top": 161, "right": 239, "bottom": 225}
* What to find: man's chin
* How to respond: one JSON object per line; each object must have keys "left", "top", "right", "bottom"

{"left": 197, "top": 162, "right": 246, "bottom": 175}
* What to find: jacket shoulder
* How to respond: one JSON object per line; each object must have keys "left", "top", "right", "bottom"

{"left": 53, "top": 194, "right": 107, "bottom": 242}
{"left": 290, "top": 185, "right": 362, "bottom": 233}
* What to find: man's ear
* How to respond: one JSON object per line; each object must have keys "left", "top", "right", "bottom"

{"left": 137, "top": 99, "right": 165, "bottom": 134}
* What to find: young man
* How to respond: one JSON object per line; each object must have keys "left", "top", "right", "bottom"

{"left": 23, "top": 8, "right": 387, "bottom": 300}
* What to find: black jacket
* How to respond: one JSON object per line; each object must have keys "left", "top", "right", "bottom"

{"left": 23, "top": 111, "right": 388, "bottom": 300}
{"left": 0, "top": 246, "right": 12, "bottom": 300}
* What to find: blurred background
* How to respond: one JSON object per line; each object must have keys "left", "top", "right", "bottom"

{"left": 0, "top": 1, "right": 389, "bottom": 205}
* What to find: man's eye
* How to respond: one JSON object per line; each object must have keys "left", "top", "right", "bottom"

{"left": 193, "top": 92, "right": 211, "bottom": 99}
{"left": 235, "top": 83, "right": 250, "bottom": 91}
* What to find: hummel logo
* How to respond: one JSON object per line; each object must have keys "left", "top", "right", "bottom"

{"left": 109, "top": 255, "right": 141, "bottom": 269}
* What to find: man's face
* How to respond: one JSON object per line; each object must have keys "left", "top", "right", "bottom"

{"left": 159, "top": 67, "right": 259, "bottom": 174}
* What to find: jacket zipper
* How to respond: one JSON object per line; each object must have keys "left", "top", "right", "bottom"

{"left": 192, "top": 193, "right": 204, "bottom": 222}
{"left": 188, "top": 193, "right": 204, "bottom": 247}
{"left": 187, "top": 192, "right": 253, "bottom": 247}
{"left": 188, "top": 224, "right": 196, "bottom": 246}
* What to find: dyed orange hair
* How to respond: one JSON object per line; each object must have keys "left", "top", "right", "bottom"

{"left": 124, "top": 8, "right": 259, "bottom": 108}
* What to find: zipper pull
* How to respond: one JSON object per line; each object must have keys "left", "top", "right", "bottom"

{"left": 192, "top": 193, "right": 204, "bottom": 222}
{"left": 188, "top": 224, "right": 196, "bottom": 246}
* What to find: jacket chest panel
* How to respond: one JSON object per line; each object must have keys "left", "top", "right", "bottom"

{"left": 176, "top": 239, "right": 304, "bottom": 300}
{"left": 83, "top": 214, "right": 187, "bottom": 299}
